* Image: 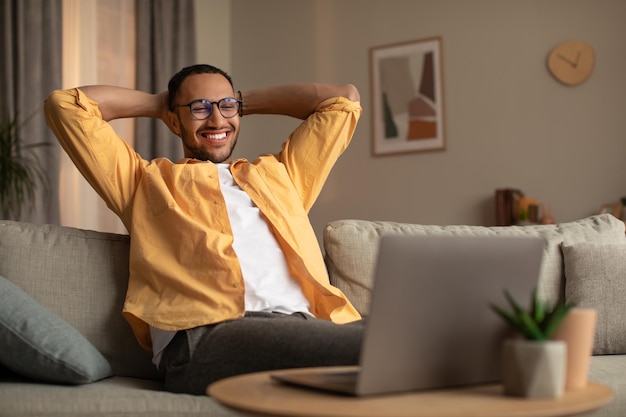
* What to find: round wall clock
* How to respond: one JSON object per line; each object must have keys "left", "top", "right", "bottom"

{"left": 547, "top": 40, "right": 595, "bottom": 86}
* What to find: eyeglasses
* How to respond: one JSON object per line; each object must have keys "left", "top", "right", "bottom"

{"left": 173, "top": 98, "right": 241, "bottom": 120}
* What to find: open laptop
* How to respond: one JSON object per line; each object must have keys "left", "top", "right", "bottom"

{"left": 271, "top": 233, "right": 544, "bottom": 396}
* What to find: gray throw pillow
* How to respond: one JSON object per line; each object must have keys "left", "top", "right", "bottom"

{"left": 0, "top": 275, "right": 113, "bottom": 384}
{"left": 562, "top": 242, "right": 626, "bottom": 355}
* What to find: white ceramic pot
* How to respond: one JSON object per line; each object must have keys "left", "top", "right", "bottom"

{"left": 502, "top": 339, "right": 566, "bottom": 398}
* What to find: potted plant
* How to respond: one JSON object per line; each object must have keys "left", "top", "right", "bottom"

{"left": 0, "top": 113, "right": 49, "bottom": 220}
{"left": 491, "top": 289, "right": 574, "bottom": 398}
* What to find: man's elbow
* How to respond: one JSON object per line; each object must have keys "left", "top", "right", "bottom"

{"left": 43, "top": 90, "right": 63, "bottom": 127}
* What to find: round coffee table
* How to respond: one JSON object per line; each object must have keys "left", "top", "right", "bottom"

{"left": 208, "top": 366, "right": 613, "bottom": 417}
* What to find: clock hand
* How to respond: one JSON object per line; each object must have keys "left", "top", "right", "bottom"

{"left": 573, "top": 51, "right": 581, "bottom": 68}
{"left": 557, "top": 53, "right": 577, "bottom": 67}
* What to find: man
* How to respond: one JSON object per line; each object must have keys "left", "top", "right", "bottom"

{"left": 45, "top": 64, "right": 363, "bottom": 394}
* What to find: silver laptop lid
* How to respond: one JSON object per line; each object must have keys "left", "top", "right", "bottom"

{"left": 356, "top": 234, "right": 544, "bottom": 396}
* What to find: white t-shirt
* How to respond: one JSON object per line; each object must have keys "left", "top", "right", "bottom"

{"left": 150, "top": 163, "right": 311, "bottom": 365}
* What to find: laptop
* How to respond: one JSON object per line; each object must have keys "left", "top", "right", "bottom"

{"left": 271, "top": 233, "right": 544, "bottom": 396}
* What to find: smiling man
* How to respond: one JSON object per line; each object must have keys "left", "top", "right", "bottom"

{"left": 44, "top": 64, "right": 364, "bottom": 395}
{"left": 169, "top": 70, "right": 241, "bottom": 162}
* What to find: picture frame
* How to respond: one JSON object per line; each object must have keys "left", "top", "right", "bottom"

{"left": 369, "top": 37, "right": 446, "bottom": 156}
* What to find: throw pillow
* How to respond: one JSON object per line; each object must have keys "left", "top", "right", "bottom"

{"left": 0, "top": 275, "right": 113, "bottom": 384}
{"left": 562, "top": 242, "right": 626, "bottom": 355}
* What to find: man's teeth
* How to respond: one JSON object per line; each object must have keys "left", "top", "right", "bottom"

{"left": 204, "top": 132, "right": 227, "bottom": 140}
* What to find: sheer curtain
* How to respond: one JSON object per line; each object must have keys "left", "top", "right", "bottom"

{"left": 60, "top": 0, "right": 135, "bottom": 234}
{"left": 0, "top": 0, "right": 62, "bottom": 224}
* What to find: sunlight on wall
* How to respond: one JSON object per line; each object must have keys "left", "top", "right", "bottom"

{"left": 60, "top": 0, "right": 135, "bottom": 234}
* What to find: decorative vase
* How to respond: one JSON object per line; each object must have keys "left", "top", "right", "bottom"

{"left": 502, "top": 339, "right": 566, "bottom": 398}
{"left": 550, "top": 308, "right": 597, "bottom": 391}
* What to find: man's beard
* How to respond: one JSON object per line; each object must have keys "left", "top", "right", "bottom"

{"left": 181, "top": 124, "right": 238, "bottom": 163}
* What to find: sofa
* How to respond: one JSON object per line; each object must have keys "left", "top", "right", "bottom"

{"left": 1, "top": 214, "right": 625, "bottom": 416}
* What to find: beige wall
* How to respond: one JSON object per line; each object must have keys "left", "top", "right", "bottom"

{"left": 196, "top": 0, "right": 626, "bottom": 242}
{"left": 194, "top": 0, "right": 231, "bottom": 73}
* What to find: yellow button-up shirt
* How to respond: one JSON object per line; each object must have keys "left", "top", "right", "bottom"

{"left": 45, "top": 88, "right": 362, "bottom": 352}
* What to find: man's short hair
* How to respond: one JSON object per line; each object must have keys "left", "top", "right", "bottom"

{"left": 167, "top": 64, "right": 234, "bottom": 110}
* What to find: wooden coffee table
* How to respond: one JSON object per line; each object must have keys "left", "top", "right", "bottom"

{"left": 208, "top": 366, "right": 613, "bottom": 417}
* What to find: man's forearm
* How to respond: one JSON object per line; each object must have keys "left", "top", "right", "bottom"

{"left": 241, "top": 83, "right": 360, "bottom": 120}
{"left": 78, "top": 83, "right": 360, "bottom": 122}
{"left": 79, "top": 86, "right": 166, "bottom": 122}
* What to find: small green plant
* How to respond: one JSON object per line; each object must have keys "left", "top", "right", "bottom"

{"left": 0, "top": 113, "right": 49, "bottom": 219}
{"left": 491, "top": 289, "right": 574, "bottom": 340}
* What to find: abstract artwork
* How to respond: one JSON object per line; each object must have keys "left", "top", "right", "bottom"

{"left": 370, "top": 37, "right": 446, "bottom": 155}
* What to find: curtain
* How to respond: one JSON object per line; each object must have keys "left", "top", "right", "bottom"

{"left": 0, "top": 0, "right": 62, "bottom": 223}
{"left": 58, "top": 0, "right": 135, "bottom": 234}
{"left": 134, "top": 0, "right": 196, "bottom": 161}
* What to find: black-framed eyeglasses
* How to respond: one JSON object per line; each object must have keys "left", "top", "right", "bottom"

{"left": 173, "top": 98, "right": 241, "bottom": 120}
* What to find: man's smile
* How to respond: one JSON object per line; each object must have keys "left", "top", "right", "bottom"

{"left": 199, "top": 131, "right": 229, "bottom": 143}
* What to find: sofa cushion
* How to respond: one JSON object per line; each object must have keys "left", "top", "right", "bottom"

{"left": 0, "top": 376, "right": 247, "bottom": 417}
{"left": 0, "top": 275, "right": 113, "bottom": 384}
{"left": 562, "top": 242, "right": 626, "bottom": 355}
{"left": 0, "top": 220, "right": 162, "bottom": 380}
{"left": 324, "top": 214, "right": 625, "bottom": 315}
{"left": 589, "top": 355, "right": 626, "bottom": 417}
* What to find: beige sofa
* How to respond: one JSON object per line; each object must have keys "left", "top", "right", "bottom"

{"left": 0, "top": 214, "right": 624, "bottom": 416}
{"left": 324, "top": 214, "right": 626, "bottom": 417}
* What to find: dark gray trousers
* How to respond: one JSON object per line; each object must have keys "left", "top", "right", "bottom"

{"left": 160, "top": 311, "right": 364, "bottom": 395}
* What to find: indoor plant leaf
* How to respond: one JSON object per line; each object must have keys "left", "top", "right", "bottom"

{"left": 492, "top": 289, "right": 575, "bottom": 341}
{"left": 0, "top": 112, "right": 50, "bottom": 219}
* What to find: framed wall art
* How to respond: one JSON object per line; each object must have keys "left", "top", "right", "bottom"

{"left": 370, "top": 37, "right": 445, "bottom": 156}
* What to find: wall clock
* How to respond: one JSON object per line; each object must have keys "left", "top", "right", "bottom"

{"left": 547, "top": 40, "right": 595, "bottom": 86}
